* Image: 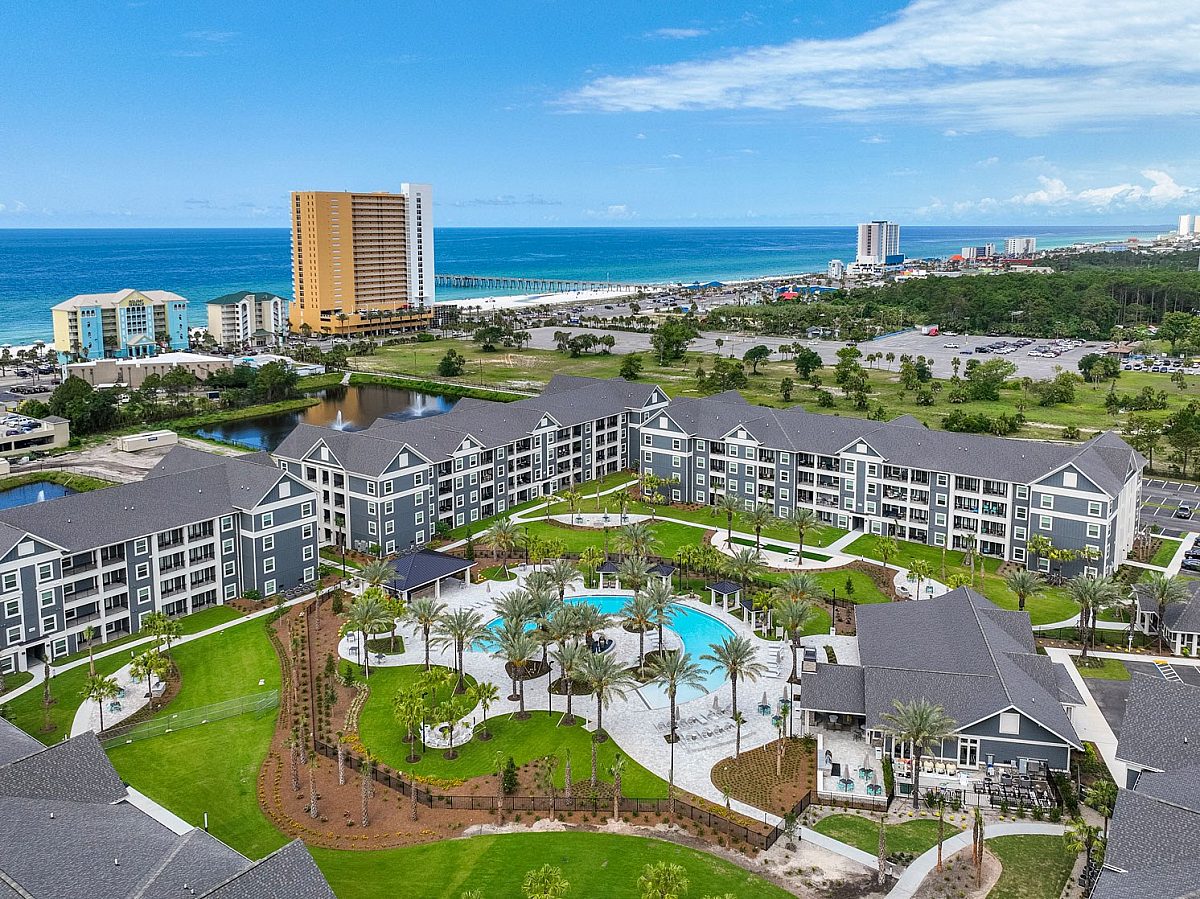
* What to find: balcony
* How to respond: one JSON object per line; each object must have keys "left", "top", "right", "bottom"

{"left": 982, "top": 481, "right": 1008, "bottom": 497}
{"left": 955, "top": 477, "right": 981, "bottom": 493}
{"left": 981, "top": 522, "right": 1006, "bottom": 538}
{"left": 817, "top": 458, "right": 840, "bottom": 472}
{"left": 954, "top": 499, "right": 980, "bottom": 513}
{"left": 910, "top": 471, "right": 930, "bottom": 485}
{"left": 64, "top": 586, "right": 100, "bottom": 603}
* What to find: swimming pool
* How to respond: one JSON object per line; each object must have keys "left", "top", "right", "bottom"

{"left": 482, "top": 594, "right": 737, "bottom": 710}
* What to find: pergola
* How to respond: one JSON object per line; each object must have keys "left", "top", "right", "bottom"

{"left": 383, "top": 549, "right": 473, "bottom": 602}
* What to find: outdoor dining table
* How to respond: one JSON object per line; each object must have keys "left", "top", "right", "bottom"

{"left": 837, "top": 778, "right": 856, "bottom": 792}
{"left": 858, "top": 766, "right": 873, "bottom": 780}
{"left": 866, "top": 783, "right": 883, "bottom": 796}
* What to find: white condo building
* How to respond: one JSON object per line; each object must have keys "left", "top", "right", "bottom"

{"left": 1180, "top": 214, "right": 1196, "bottom": 237}
{"left": 1005, "top": 237, "right": 1037, "bottom": 256}
{"left": 856, "top": 221, "right": 900, "bottom": 265}
{"left": 827, "top": 259, "right": 845, "bottom": 279}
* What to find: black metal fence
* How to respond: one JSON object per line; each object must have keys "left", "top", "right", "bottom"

{"left": 315, "top": 737, "right": 794, "bottom": 850}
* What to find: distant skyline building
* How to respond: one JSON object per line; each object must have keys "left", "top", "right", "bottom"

{"left": 1004, "top": 236, "right": 1037, "bottom": 256}
{"left": 827, "top": 259, "right": 845, "bottom": 279}
{"left": 289, "top": 183, "right": 434, "bottom": 336}
{"left": 1180, "top": 214, "right": 1196, "bottom": 237}
{"left": 961, "top": 243, "right": 996, "bottom": 260}
{"left": 206, "top": 290, "right": 288, "bottom": 347}
{"left": 51, "top": 288, "right": 189, "bottom": 362}
{"left": 855, "top": 220, "right": 901, "bottom": 265}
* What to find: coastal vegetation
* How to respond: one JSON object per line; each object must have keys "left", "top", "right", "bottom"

{"left": 0, "top": 469, "right": 115, "bottom": 493}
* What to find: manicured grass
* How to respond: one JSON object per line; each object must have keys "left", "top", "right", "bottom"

{"left": 521, "top": 519, "right": 701, "bottom": 561}
{"left": 0, "top": 670, "right": 33, "bottom": 697}
{"left": 812, "top": 568, "right": 892, "bottom": 605}
{"left": 296, "top": 371, "right": 348, "bottom": 391}
{"left": 4, "top": 652, "right": 129, "bottom": 743}
{"left": 51, "top": 605, "right": 244, "bottom": 666}
{"left": 478, "top": 564, "right": 516, "bottom": 581}
{"left": 358, "top": 666, "right": 667, "bottom": 796}
{"left": 1073, "top": 656, "right": 1131, "bottom": 680}
{"left": 813, "top": 814, "right": 957, "bottom": 856}
{"left": 0, "top": 470, "right": 116, "bottom": 493}
{"left": 1149, "top": 537, "right": 1182, "bottom": 568}
{"left": 320, "top": 547, "right": 363, "bottom": 569}
{"left": 349, "top": 371, "right": 528, "bottom": 403}
{"left": 312, "top": 831, "right": 793, "bottom": 899}
{"left": 730, "top": 535, "right": 831, "bottom": 561}
{"left": 986, "top": 834, "right": 1076, "bottom": 899}
{"left": 107, "top": 618, "right": 285, "bottom": 859}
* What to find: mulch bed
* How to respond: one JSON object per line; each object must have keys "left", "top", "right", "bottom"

{"left": 710, "top": 737, "right": 817, "bottom": 816}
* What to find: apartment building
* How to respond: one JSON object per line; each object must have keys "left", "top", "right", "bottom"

{"left": 1004, "top": 236, "right": 1037, "bottom": 256}
{"left": 636, "top": 391, "right": 1143, "bottom": 576}
{"left": 0, "top": 447, "right": 318, "bottom": 674}
{"left": 52, "top": 289, "right": 190, "bottom": 362}
{"left": 206, "top": 290, "right": 288, "bottom": 347}
{"left": 272, "top": 375, "right": 669, "bottom": 551}
{"left": 855, "top": 220, "right": 901, "bottom": 265}
{"left": 289, "top": 184, "right": 434, "bottom": 336}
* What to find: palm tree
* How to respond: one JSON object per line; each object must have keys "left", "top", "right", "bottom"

{"left": 551, "top": 640, "right": 586, "bottom": 725}
{"left": 745, "top": 503, "right": 775, "bottom": 552}
{"left": 472, "top": 681, "right": 500, "bottom": 739}
{"left": 434, "top": 608, "right": 488, "bottom": 692}
{"left": 1026, "top": 534, "right": 1053, "bottom": 573}
{"left": 544, "top": 558, "right": 579, "bottom": 602}
{"left": 81, "top": 624, "right": 97, "bottom": 676}
{"left": 774, "top": 598, "right": 815, "bottom": 682}
{"left": 642, "top": 579, "right": 675, "bottom": 651}
{"left": 1065, "top": 816, "right": 1103, "bottom": 867}
{"left": 342, "top": 592, "right": 394, "bottom": 677}
{"left": 715, "top": 493, "right": 742, "bottom": 544}
{"left": 1004, "top": 568, "right": 1041, "bottom": 613}
{"left": 523, "top": 865, "right": 570, "bottom": 899}
{"left": 493, "top": 626, "right": 539, "bottom": 718}
{"left": 617, "top": 554, "right": 654, "bottom": 596}
{"left": 484, "top": 517, "right": 520, "bottom": 575}
{"left": 406, "top": 596, "right": 448, "bottom": 670}
{"left": 609, "top": 753, "right": 626, "bottom": 822}
{"left": 1067, "top": 575, "right": 1121, "bottom": 659}
{"left": 573, "top": 601, "right": 611, "bottom": 647}
{"left": 771, "top": 571, "right": 826, "bottom": 608}
{"left": 1140, "top": 571, "right": 1189, "bottom": 651}
{"left": 577, "top": 545, "right": 604, "bottom": 589}
{"left": 84, "top": 674, "right": 120, "bottom": 731}
{"left": 359, "top": 558, "right": 393, "bottom": 589}
{"left": 494, "top": 588, "right": 537, "bottom": 626}
{"left": 616, "top": 522, "right": 656, "bottom": 559}
{"left": 307, "top": 754, "right": 320, "bottom": 819}
{"left": 724, "top": 546, "right": 763, "bottom": 596}
{"left": 580, "top": 651, "right": 636, "bottom": 748}
{"left": 621, "top": 592, "right": 655, "bottom": 672}
{"left": 638, "top": 862, "right": 689, "bottom": 899}
{"left": 648, "top": 650, "right": 706, "bottom": 747}
{"left": 881, "top": 698, "right": 957, "bottom": 810}
{"left": 791, "top": 508, "right": 821, "bottom": 564}
{"left": 909, "top": 559, "right": 934, "bottom": 599}
{"left": 702, "top": 635, "right": 767, "bottom": 755}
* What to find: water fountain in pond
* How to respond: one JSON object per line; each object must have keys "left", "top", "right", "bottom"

{"left": 331, "top": 411, "right": 349, "bottom": 431}
{"left": 35, "top": 489, "right": 45, "bottom": 503}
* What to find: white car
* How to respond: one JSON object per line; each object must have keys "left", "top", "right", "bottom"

{"left": 943, "top": 342, "right": 959, "bottom": 348}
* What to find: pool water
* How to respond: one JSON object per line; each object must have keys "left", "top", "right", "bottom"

{"left": 482, "top": 594, "right": 736, "bottom": 709}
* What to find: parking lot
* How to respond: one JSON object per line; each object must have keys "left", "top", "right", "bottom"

{"left": 1141, "top": 478, "right": 1200, "bottom": 538}
{"left": 866, "top": 330, "right": 1099, "bottom": 378}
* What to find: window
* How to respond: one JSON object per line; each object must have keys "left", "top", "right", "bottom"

{"left": 935, "top": 512, "right": 946, "bottom": 526}
{"left": 643, "top": 433, "right": 651, "bottom": 446}
{"left": 1012, "top": 547, "right": 1026, "bottom": 562}
{"left": 415, "top": 511, "right": 425, "bottom": 525}
{"left": 224, "top": 561, "right": 236, "bottom": 577}
{"left": 1014, "top": 527, "right": 1027, "bottom": 541}
{"left": 697, "top": 440, "right": 707, "bottom": 451}
{"left": 844, "top": 460, "right": 856, "bottom": 473}
{"left": 383, "top": 480, "right": 394, "bottom": 495}
{"left": 304, "top": 567, "right": 315, "bottom": 582}
{"left": 367, "top": 521, "right": 377, "bottom": 536}
{"left": 137, "top": 587, "right": 151, "bottom": 604}
{"left": 865, "top": 501, "right": 876, "bottom": 513}
{"left": 672, "top": 456, "right": 680, "bottom": 468}
{"left": 5, "top": 625, "right": 19, "bottom": 643}
{"left": 1038, "top": 558, "right": 1050, "bottom": 572}
{"left": 1016, "top": 485, "right": 1028, "bottom": 499}
{"left": 1039, "top": 515, "right": 1052, "bottom": 531}
{"left": 263, "top": 535, "right": 275, "bottom": 552}
{"left": 1015, "top": 507, "right": 1027, "bottom": 521}
{"left": 672, "top": 439, "right": 681, "bottom": 451}
{"left": 744, "top": 483, "right": 753, "bottom": 495}
{"left": 728, "top": 462, "right": 739, "bottom": 475}
{"left": 301, "top": 501, "right": 313, "bottom": 517}
{"left": 1085, "top": 566, "right": 1098, "bottom": 577}
{"left": 867, "top": 464, "right": 878, "bottom": 477}
{"left": 263, "top": 557, "right": 275, "bottom": 574}
{"left": 302, "top": 523, "right": 313, "bottom": 540}
{"left": 414, "top": 472, "right": 424, "bottom": 486}
{"left": 843, "top": 497, "right": 854, "bottom": 510}
{"left": 264, "top": 579, "right": 277, "bottom": 595}
{"left": 261, "top": 512, "right": 274, "bottom": 529}
{"left": 936, "top": 494, "right": 947, "bottom": 507}
{"left": 1088, "top": 501, "right": 1103, "bottom": 517}
{"left": 779, "top": 470, "right": 789, "bottom": 483}
{"left": 367, "top": 502, "right": 377, "bottom": 516}
{"left": 135, "top": 537, "right": 150, "bottom": 555}
{"left": 934, "top": 533, "right": 946, "bottom": 546}
{"left": 278, "top": 480, "right": 291, "bottom": 498}
{"left": 998, "top": 712, "right": 1020, "bottom": 735}
{"left": 937, "top": 473, "right": 948, "bottom": 487}
{"left": 1, "top": 572, "right": 16, "bottom": 593}
{"left": 780, "top": 452, "right": 790, "bottom": 464}
{"left": 224, "top": 584, "right": 237, "bottom": 600}
{"left": 41, "top": 615, "right": 56, "bottom": 634}
{"left": 867, "top": 483, "right": 877, "bottom": 495}
{"left": 1039, "top": 494, "right": 1054, "bottom": 509}
{"left": 221, "top": 516, "right": 234, "bottom": 532}
{"left": 39, "top": 589, "right": 55, "bottom": 608}
{"left": 1063, "top": 471, "right": 1077, "bottom": 488}
{"left": 696, "top": 475, "right": 705, "bottom": 485}
{"left": 136, "top": 563, "right": 150, "bottom": 580}
{"left": 1087, "top": 523, "right": 1101, "bottom": 539}
{"left": 37, "top": 562, "right": 53, "bottom": 582}
{"left": 4, "top": 599, "right": 17, "bottom": 617}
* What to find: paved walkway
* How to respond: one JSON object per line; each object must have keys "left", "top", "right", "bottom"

{"left": 887, "top": 822, "right": 1066, "bottom": 898}
{"left": 68, "top": 660, "right": 162, "bottom": 737}
{"left": 1045, "top": 647, "right": 1125, "bottom": 784}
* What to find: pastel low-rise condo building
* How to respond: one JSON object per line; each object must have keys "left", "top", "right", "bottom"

{"left": 637, "top": 391, "right": 1143, "bottom": 577}
{"left": 206, "top": 290, "right": 289, "bottom": 347}
{"left": 0, "top": 447, "right": 318, "bottom": 675}
{"left": 271, "top": 376, "right": 1142, "bottom": 578}
{"left": 52, "top": 288, "right": 190, "bottom": 361}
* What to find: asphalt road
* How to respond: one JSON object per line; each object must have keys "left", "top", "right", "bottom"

{"left": 1141, "top": 478, "right": 1200, "bottom": 538}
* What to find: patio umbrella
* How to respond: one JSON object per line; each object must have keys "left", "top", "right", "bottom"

{"left": 862, "top": 749, "right": 875, "bottom": 778}
{"left": 711, "top": 695, "right": 721, "bottom": 713}
{"left": 760, "top": 691, "right": 768, "bottom": 709}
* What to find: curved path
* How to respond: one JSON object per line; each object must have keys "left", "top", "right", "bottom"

{"left": 887, "top": 822, "right": 1066, "bottom": 899}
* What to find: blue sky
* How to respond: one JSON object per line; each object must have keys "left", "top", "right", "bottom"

{"left": 0, "top": 0, "right": 1196, "bottom": 228}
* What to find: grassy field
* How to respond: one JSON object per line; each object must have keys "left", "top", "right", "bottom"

{"left": 986, "top": 834, "right": 1076, "bottom": 899}
{"left": 812, "top": 814, "right": 956, "bottom": 856}
{"left": 845, "top": 534, "right": 1079, "bottom": 625}
{"left": 51, "top": 605, "right": 244, "bottom": 666}
{"left": 312, "top": 831, "right": 793, "bottom": 899}
{"left": 352, "top": 338, "right": 1200, "bottom": 440}
{"left": 521, "top": 519, "right": 702, "bottom": 561}
{"left": 1149, "top": 537, "right": 1182, "bottom": 567}
{"left": 0, "top": 670, "right": 32, "bottom": 697}
{"left": 359, "top": 666, "right": 667, "bottom": 796}
{"left": 107, "top": 618, "right": 285, "bottom": 859}
{"left": 1073, "top": 656, "right": 1131, "bottom": 680}
{"left": 4, "top": 651, "right": 129, "bottom": 743}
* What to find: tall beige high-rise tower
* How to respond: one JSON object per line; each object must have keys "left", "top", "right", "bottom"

{"left": 289, "top": 183, "right": 434, "bottom": 336}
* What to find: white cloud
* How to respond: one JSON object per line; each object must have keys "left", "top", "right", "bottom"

{"left": 976, "top": 156, "right": 1000, "bottom": 167}
{"left": 645, "top": 27, "right": 709, "bottom": 40}
{"left": 924, "top": 169, "right": 1199, "bottom": 217}
{"left": 861, "top": 134, "right": 887, "bottom": 144}
{"left": 564, "top": 0, "right": 1200, "bottom": 133}
{"left": 634, "top": 132, "right": 647, "bottom": 140}
{"left": 664, "top": 153, "right": 683, "bottom": 159}
{"left": 586, "top": 204, "right": 637, "bottom": 220}
{"left": 185, "top": 30, "right": 238, "bottom": 42}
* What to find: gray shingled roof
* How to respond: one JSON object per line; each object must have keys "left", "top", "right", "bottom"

{"left": 0, "top": 731, "right": 126, "bottom": 803}
{"left": 0, "top": 718, "right": 41, "bottom": 765}
{"left": 1116, "top": 675, "right": 1200, "bottom": 772}
{"left": 835, "top": 589, "right": 1081, "bottom": 745}
{"left": 1091, "top": 786, "right": 1200, "bottom": 899}
{"left": 799, "top": 663, "right": 866, "bottom": 715}
{"left": 387, "top": 549, "right": 472, "bottom": 592}
{"left": 662, "top": 390, "right": 1141, "bottom": 495}
{"left": 201, "top": 840, "right": 335, "bottom": 899}
{"left": 0, "top": 449, "right": 295, "bottom": 551}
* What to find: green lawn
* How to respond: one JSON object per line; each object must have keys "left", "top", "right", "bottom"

{"left": 0, "top": 470, "right": 116, "bottom": 493}
{"left": 812, "top": 568, "right": 892, "bottom": 605}
{"left": 478, "top": 565, "right": 517, "bottom": 581}
{"left": 0, "top": 670, "right": 33, "bottom": 698}
{"left": 522, "top": 519, "right": 701, "bottom": 561}
{"left": 730, "top": 535, "right": 831, "bottom": 561}
{"left": 1149, "top": 538, "right": 1182, "bottom": 568}
{"left": 813, "top": 814, "right": 957, "bottom": 856}
{"left": 312, "top": 831, "right": 793, "bottom": 899}
{"left": 107, "top": 619, "right": 286, "bottom": 859}
{"left": 358, "top": 666, "right": 667, "bottom": 796}
{"left": 987, "top": 834, "right": 1076, "bottom": 899}
{"left": 4, "top": 651, "right": 129, "bottom": 743}
{"left": 51, "top": 605, "right": 245, "bottom": 666}
{"left": 1073, "top": 656, "right": 1131, "bottom": 680}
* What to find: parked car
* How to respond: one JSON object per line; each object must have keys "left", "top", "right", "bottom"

{"left": 943, "top": 343, "right": 959, "bottom": 348}
{"left": 1182, "top": 558, "right": 1200, "bottom": 572}
{"left": 1175, "top": 505, "right": 1193, "bottom": 520}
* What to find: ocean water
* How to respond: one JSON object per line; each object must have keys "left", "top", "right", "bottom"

{"left": 0, "top": 225, "right": 1165, "bottom": 344}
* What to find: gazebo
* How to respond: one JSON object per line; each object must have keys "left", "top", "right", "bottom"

{"left": 597, "top": 559, "right": 620, "bottom": 590}
{"left": 648, "top": 562, "right": 676, "bottom": 589}
{"left": 708, "top": 580, "right": 742, "bottom": 611}
{"left": 383, "top": 549, "right": 473, "bottom": 602}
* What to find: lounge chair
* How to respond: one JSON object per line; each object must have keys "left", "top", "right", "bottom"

{"left": 935, "top": 761, "right": 947, "bottom": 776}
{"left": 923, "top": 758, "right": 935, "bottom": 774}
{"left": 946, "top": 763, "right": 958, "bottom": 777}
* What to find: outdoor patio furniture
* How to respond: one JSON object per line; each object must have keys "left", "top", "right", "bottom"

{"left": 838, "top": 777, "right": 856, "bottom": 792}
{"left": 858, "top": 766, "right": 872, "bottom": 781}
{"left": 935, "top": 761, "right": 947, "bottom": 776}
{"left": 923, "top": 759, "right": 935, "bottom": 774}
{"left": 947, "top": 763, "right": 958, "bottom": 777}
{"left": 107, "top": 701, "right": 121, "bottom": 713}
{"left": 116, "top": 688, "right": 126, "bottom": 699}
{"left": 866, "top": 783, "right": 883, "bottom": 797}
